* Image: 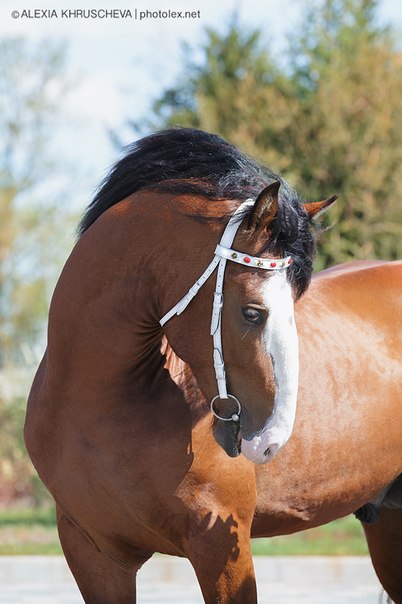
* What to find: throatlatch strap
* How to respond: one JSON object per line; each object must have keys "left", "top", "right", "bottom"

{"left": 159, "top": 255, "right": 221, "bottom": 327}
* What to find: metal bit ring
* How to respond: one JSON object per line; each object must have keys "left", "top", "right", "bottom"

{"left": 210, "top": 394, "right": 241, "bottom": 422}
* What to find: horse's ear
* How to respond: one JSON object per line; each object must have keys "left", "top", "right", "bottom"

{"left": 247, "top": 181, "right": 280, "bottom": 232}
{"left": 303, "top": 195, "right": 338, "bottom": 219}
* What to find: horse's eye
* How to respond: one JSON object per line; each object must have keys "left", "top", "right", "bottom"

{"left": 242, "top": 306, "right": 265, "bottom": 326}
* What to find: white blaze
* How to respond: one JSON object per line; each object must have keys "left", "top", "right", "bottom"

{"left": 241, "top": 270, "right": 299, "bottom": 464}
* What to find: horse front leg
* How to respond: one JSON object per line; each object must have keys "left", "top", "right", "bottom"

{"left": 57, "top": 507, "right": 153, "bottom": 604}
{"left": 185, "top": 510, "right": 257, "bottom": 604}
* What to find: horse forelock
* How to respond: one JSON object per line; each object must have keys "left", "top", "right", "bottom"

{"left": 269, "top": 187, "right": 317, "bottom": 302}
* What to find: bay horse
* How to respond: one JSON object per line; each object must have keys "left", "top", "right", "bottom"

{"left": 25, "top": 128, "right": 402, "bottom": 603}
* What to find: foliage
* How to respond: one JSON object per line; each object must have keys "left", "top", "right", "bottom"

{"left": 0, "top": 37, "right": 74, "bottom": 368}
{"left": 0, "top": 393, "right": 52, "bottom": 505}
{"left": 0, "top": 395, "right": 29, "bottom": 502}
{"left": 142, "top": 0, "right": 402, "bottom": 269}
{"left": 0, "top": 37, "right": 77, "bottom": 504}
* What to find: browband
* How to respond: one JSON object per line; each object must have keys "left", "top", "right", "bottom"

{"left": 215, "top": 244, "right": 292, "bottom": 270}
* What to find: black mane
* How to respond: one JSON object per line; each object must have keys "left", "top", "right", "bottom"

{"left": 79, "top": 128, "right": 316, "bottom": 299}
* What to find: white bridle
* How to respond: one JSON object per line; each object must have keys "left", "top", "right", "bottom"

{"left": 160, "top": 199, "right": 292, "bottom": 423}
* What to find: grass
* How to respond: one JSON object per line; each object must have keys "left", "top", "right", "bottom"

{"left": 0, "top": 507, "right": 56, "bottom": 527}
{"left": 0, "top": 507, "right": 62, "bottom": 555}
{"left": 251, "top": 515, "right": 369, "bottom": 556}
{"left": 0, "top": 508, "right": 368, "bottom": 556}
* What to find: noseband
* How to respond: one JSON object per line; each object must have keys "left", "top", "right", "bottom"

{"left": 160, "top": 199, "right": 292, "bottom": 422}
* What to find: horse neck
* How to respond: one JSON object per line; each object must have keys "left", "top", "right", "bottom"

{"left": 46, "top": 215, "right": 165, "bottom": 404}
{"left": 45, "top": 193, "right": 211, "bottom": 408}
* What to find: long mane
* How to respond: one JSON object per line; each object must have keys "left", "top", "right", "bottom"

{"left": 79, "top": 128, "right": 316, "bottom": 299}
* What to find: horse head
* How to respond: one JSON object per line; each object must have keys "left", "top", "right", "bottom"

{"left": 76, "top": 127, "right": 336, "bottom": 466}
{"left": 160, "top": 181, "right": 336, "bottom": 464}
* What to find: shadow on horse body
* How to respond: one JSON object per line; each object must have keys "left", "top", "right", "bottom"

{"left": 25, "top": 129, "right": 402, "bottom": 603}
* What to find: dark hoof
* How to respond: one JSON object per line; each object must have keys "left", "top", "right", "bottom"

{"left": 354, "top": 503, "right": 380, "bottom": 524}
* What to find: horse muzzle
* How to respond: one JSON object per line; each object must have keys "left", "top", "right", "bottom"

{"left": 240, "top": 433, "right": 280, "bottom": 464}
{"left": 210, "top": 394, "right": 293, "bottom": 463}
{"left": 213, "top": 417, "right": 285, "bottom": 463}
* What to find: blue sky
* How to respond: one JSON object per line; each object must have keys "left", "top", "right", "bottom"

{"left": 1, "top": 0, "right": 402, "bottom": 213}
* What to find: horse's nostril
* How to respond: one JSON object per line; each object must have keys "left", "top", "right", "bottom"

{"left": 264, "top": 443, "right": 279, "bottom": 458}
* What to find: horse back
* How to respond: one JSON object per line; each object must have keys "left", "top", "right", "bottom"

{"left": 310, "top": 259, "right": 402, "bottom": 323}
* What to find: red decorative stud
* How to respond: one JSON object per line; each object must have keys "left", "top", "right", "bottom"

{"left": 270, "top": 261, "right": 277, "bottom": 268}
{"left": 243, "top": 256, "right": 251, "bottom": 263}
{"left": 288, "top": 258, "right": 293, "bottom": 264}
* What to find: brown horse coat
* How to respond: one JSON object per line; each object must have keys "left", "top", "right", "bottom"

{"left": 25, "top": 128, "right": 402, "bottom": 603}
